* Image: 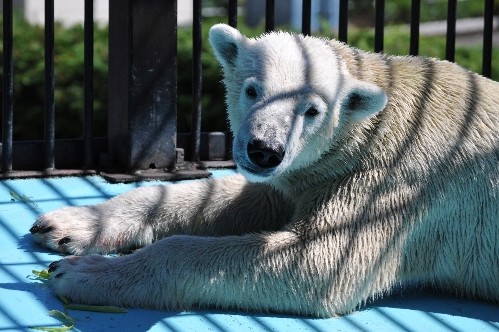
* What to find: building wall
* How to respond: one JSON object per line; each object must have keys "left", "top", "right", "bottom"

{"left": 14, "top": 0, "right": 192, "bottom": 27}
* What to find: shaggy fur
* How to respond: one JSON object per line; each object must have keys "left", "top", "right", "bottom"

{"left": 30, "top": 24, "right": 499, "bottom": 317}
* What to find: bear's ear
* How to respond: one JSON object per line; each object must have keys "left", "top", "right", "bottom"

{"left": 341, "top": 80, "right": 388, "bottom": 122}
{"left": 209, "top": 24, "right": 247, "bottom": 70}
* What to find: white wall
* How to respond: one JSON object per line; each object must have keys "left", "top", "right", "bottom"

{"left": 21, "top": 0, "right": 192, "bottom": 27}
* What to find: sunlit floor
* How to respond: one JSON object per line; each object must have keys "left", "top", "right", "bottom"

{"left": 1, "top": 170, "right": 498, "bottom": 332}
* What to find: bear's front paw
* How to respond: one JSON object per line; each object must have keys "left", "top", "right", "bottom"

{"left": 47, "top": 253, "right": 161, "bottom": 309}
{"left": 48, "top": 255, "right": 119, "bottom": 306}
{"left": 30, "top": 206, "right": 112, "bottom": 255}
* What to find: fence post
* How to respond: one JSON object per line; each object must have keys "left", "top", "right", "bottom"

{"left": 108, "top": 0, "right": 177, "bottom": 171}
{"left": 2, "top": 0, "right": 14, "bottom": 172}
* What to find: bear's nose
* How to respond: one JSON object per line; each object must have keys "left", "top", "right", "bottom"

{"left": 247, "top": 140, "right": 285, "bottom": 169}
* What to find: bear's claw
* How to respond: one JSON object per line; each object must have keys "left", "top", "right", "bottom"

{"left": 30, "top": 223, "right": 53, "bottom": 234}
{"left": 48, "top": 261, "right": 59, "bottom": 273}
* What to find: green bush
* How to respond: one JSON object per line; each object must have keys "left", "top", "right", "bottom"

{"left": 0, "top": 13, "right": 108, "bottom": 140}
{"left": 177, "top": 23, "right": 227, "bottom": 133}
{"left": 352, "top": 0, "right": 499, "bottom": 25}
{"left": 1, "top": 13, "right": 498, "bottom": 140}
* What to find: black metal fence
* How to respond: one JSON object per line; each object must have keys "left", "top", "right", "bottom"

{"left": 1, "top": 0, "right": 496, "bottom": 181}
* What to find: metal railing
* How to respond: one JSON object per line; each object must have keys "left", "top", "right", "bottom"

{"left": 2, "top": 0, "right": 98, "bottom": 176}
{"left": 1, "top": 0, "right": 496, "bottom": 181}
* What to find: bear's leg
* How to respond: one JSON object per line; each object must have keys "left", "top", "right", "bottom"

{"left": 46, "top": 215, "right": 406, "bottom": 317}
{"left": 30, "top": 174, "right": 293, "bottom": 255}
{"left": 46, "top": 231, "right": 339, "bottom": 316}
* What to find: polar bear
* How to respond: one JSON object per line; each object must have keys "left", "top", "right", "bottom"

{"left": 30, "top": 24, "right": 499, "bottom": 317}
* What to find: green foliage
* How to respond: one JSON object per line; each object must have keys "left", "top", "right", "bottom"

{"left": 177, "top": 23, "right": 227, "bottom": 132}
{"left": 1, "top": 12, "right": 498, "bottom": 139}
{"left": 382, "top": 0, "right": 499, "bottom": 24}
{"left": 0, "top": 13, "right": 108, "bottom": 140}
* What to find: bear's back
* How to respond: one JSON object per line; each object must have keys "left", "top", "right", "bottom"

{"left": 329, "top": 40, "right": 499, "bottom": 171}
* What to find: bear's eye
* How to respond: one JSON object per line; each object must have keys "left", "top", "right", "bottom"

{"left": 305, "top": 107, "right": 319, "bottom": 117}
{"left": 246, "top": 86, "right": 257, "bottom": 99}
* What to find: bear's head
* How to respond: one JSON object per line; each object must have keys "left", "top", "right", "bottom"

{"left": 209, "top": 24, "right": 387, "bottom": 183}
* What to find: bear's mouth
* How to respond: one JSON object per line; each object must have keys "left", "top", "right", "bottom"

{"left": 238, "top": 163, "right": 276, "bottom": 181}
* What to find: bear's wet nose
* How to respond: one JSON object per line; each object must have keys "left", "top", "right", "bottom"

{"left": 247, "top": 140, "right": 285, "bottom": 169}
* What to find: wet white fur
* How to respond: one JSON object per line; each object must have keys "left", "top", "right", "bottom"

{"left": 32, "top": 24, "right": 498, "bottom": 317}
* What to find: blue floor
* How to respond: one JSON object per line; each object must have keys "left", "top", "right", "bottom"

{"left": 0, "top": 170, "right": 498, "bottom": 332}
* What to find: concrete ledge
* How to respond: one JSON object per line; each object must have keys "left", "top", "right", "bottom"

{"left": 419, "top": 16, "right": 499, "bottom": 36}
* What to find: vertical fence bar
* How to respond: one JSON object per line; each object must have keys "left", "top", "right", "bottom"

{"left": 374, "top": 0, "right": 384, "bottom": 52}
{"left": 338, "top": 0, "right": 348, "bottom": 43}
{"left": 445, "top": 0, "right": 457, "bottom": 62}
{"left": 84, "top": 0, "right": 94, "bottom": 168}
{"left": 228, "top": 0, "right": 237, "bottom": 28}
{"left": 409, "top": 0, "right": 420, "bottom": 56}
{"left": 44, "top": 0, "right": 55, "bottom": 170}
{"left": 2, "top": 0, "right": 14, "bottom": 172}
{"left": 227, "top": 0, "right": 237, "bottom": 160}
{"left": 265, "top": 0, "right": 275, "bottom": 32}
{"left": 302, "top": 0, "right": 312, "bottom": 36}
{"left": 191, "top": 0, "right": 202, "bottom": 161}
{"left": 482, "top": 0, "right": 494, "bottom": 78}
